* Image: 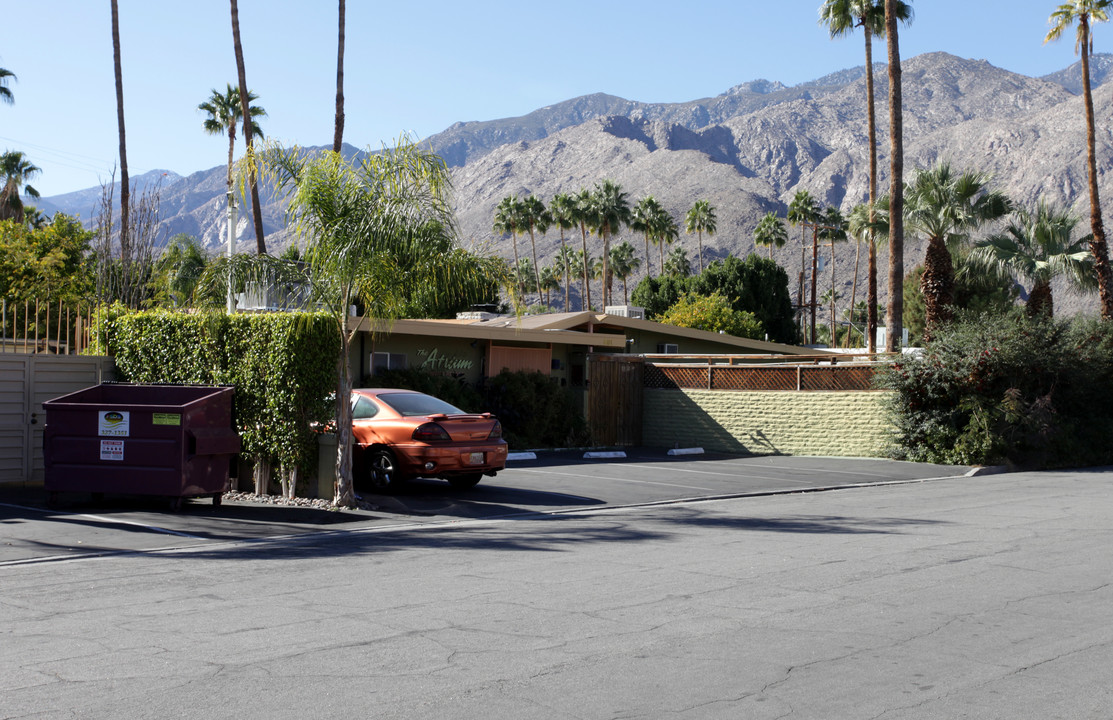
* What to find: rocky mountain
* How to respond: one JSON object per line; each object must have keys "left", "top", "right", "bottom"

{"left": 43, "top": 51, "right": 1113, "bottom": 314}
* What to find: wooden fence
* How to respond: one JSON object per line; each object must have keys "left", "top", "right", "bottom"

{"left": 643, "top": 354, "right": 893, "bottom": 392}
{"left": 1, "top": 299, "right": 96, "bottom": 355}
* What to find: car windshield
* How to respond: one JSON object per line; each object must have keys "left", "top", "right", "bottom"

{"left": 378, "top": 393, "right": 465, "bottom": 417}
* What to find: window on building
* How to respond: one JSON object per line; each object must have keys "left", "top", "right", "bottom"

{"left": 371, "top": 352, "right": 407, "bottom": 376}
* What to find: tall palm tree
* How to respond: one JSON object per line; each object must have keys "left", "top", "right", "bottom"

{"left": 538, "top": 264, "right": 561, "bottom": 308}
{"left": 904, "top": 162, "right": 1012, "bottom": 340}
{"left": 199, "top": 84, "right": 266, "bottom": 193}
{"left": 229, "top": 0, "right": 266, "bottom": 254}
{"left": 685, "top": 199, "right": 717, "bottom": 273}
{"left": 590, "top": 179, "right": 632, "bottom": 308}
{"left": 610, "top": 241, "right": 641, "bottom": 305}
{"left": 788, "top": 189, "right": 820, "bottom": 314}
{"left": 554, "top": 243, "right": 578, "bottom": 311}
{"left": 632, "top": 196, "right": 664, "bottom": 276}
{"left": 884, "top": 0, "right": 906, "bottom": 351}
{"left": 821, "top": 0, "right": 913, "bottom": 352}
{"left": 519, "top": 195, "right": 551, "bottom": 303}
{"left": 819, "top": 207, "right": 849, "bottom": 345}
{"left": 845, "top": 201, "right": 882, "bottom": 346}
{"left": 572, "top": 189, "right": 596, "bottom": 310}
{"left": 1046, "top": 0, "right": 1113, "bottom": 319}
{"left": 110, "top": 0, "right": 130, "bottom": 258}
{"left": 754, "top": 211, "right": 788, "bottom": 259}
{"left": 492, "top": 195, "right": 524, "bottom": 300}
{"left": 0, "top": 150, "right": 41, "bottom": 223}
{"left": 0, "top": 67, "right": 16, "bottom": 105}
{"left": 656, "top": 208, "right": 680, "bottom": 273}
{"left": 970, "top": 202, "right": 1094, "bottom": 317}
{"left": 550, "top": 193, "right": 577, "bottom": 309}
{"left": 333, "top": 0, "right": 345, "bottom": 153}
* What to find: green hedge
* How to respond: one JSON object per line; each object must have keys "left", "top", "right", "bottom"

{"left": 91, "top": 306, "right": 339, "bottom": 476}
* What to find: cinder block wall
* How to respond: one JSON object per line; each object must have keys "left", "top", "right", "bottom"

{"left": 643, "top": 388, "right": 894, "bottom": 457}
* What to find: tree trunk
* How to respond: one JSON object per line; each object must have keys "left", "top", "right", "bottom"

{"left": 865, "top": 25, "right": 879, "bottom": 353}
{"left": 333, "top": 324, "right": 355, "bottom": 507}
{"left": 602, "top": 228, "right": 611, "bottom": 308}
{"left": 697, "top": 229, "right": 704, "bottom": 274}
{"left": 885, "top": 0, "right": 904, "bottom": 352}
{"left": 226, "top": 126, "right": 236, "bottom": 192}
{"left": 230, "top": 0, "right": 267, "bottom": 254}
{"left": 847, "top": 234, "right": 861, "bottom": 348}
{"left": 1027, "top": 279, "right": 1053, "bottom": 318}
{"left": 110, "top": 0, "right": 130, "bottom": 280}
{"left": 528, "top": 225, "right": 542, "bottom": 302}
{"left": 810, "top": 226, "right": 819, "bottom": 344}
{"left": 580, "top": 223, "right": 592, "bottom": 311}
{"left": 333, "top": 0, "right": 345, "bottom": 154}
{"left": 1080, "top": 18, "right": 1113, "bottom": 319}
{"left": 562, "top": 232, "right": 570, "bottom": 310}
{"left": 920, "top": 235, "right": 954, "bottom": 342}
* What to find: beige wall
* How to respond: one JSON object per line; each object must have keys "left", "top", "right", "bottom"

{"left": 642, "top": 388, "right": 894, "bottom": 458}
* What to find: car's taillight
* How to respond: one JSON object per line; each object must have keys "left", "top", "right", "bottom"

{"left": 487, "top": 420, "right": 503, "bottom": 440}
{"left": 412, "top": 422, "right": 451, "bottom": 442}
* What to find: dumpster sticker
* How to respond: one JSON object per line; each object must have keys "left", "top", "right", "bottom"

{"left": 152, "top": 413, "right": 181, "bottom": 426}
{"left": 100, "top": 440, "right": 124, "bottom": 461}
{"left": 98, "top": 410, "right": 130, "bottom": 437}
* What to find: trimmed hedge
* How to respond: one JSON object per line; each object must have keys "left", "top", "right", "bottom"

{"left": 91, "top": 306, "right": 339, "bottom": 479}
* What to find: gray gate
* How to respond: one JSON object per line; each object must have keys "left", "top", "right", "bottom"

{"left": 0, "top": 355, "right": 114, "bottom": 484}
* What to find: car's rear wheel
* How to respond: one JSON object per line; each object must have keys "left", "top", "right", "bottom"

{"left": 447, "top": 473, "right": 483, "bottom": 490}
{"left": 367, "top": 448, "right": 402, "bottom": 492}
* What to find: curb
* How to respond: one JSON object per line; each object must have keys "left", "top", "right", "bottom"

{"left": 964, "top": 465, "right": 1011, "bottom": 477}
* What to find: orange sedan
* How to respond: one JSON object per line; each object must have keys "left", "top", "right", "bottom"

{"left": 350, "top": 388, "right": 508, "bottom": 491}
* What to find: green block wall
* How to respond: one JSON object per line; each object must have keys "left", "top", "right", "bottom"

{"left": 643, "top": 388, "right": 894, "bottom": 457}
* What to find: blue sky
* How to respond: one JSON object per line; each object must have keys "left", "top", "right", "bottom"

{"left": 2, "top": 1, "right": 1108, "bottom": 198}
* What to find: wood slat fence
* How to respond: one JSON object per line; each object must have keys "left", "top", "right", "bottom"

{"left": 643, "top": 353, "right": 895, "bottom": 392}
{"left": 1, "top": 299, "right": 96, "bottom": 355}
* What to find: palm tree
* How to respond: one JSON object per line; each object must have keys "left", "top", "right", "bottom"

{"left": 0, "top": 150, "right": 41, "bottom": 223}
{"left": 821, "top": 0, "right": 913, "bottom": 352}
{"left": 970, "top": 202, "right": 1094, "bottom": 317}
{"left": 656, "top": 209, "right": 680, "bottom": 273}
{"left": 572, "top": 189, "right": 596, "bottom": 310}
{"left": 819, "top": 207, "right": 849, "bottom": 345}
{"left": 199, "top": 84, "right": 266, "bottom": 193}
{"left": 884, "top": 0, "right": 906, "bottom": 351}
{"left": 632, "top": 196, "right": 664, "bottom": 276}
{"left": 538, "top": 263, "right": 561, "bottom": 308}
{"left": 229, "top": 0, "right": 266, "bottom": 254}
{"left": 110, "top": 0, "right": 130, "bottom": 258}
{"left": 846, "top": 201, "right": 883, "bottom": 346}
{"left": 492, "top": 194, "right": 524, "bottom": 300}
{"left": 1046, "top": 0, "right": 1113, "bottom": 319}
{"left": 333, "top": 0, "right": 346, "bottom": 153}
{"left": 554, "top": 243, "right": 578, "bottom": 311}
{"left": 519, "top": 195, "right": 551, "bottom": 302}
{"left": 904, "top": 162, "right": 1012, "bottom": 340}
{"left": 590, "top": 179, "right": 632, "bottom": 308}
{"left": 0, "top": 67, "right": 16, "bottom": 105}
{"left": 754, "top": 211, "right": 788, "bottom": 259}
{"left": 788, "top": 189, "right": 820, "bottom": 314}
{"left": 663, "top": 247, "right": 691, "bottom": 277}
{"left": 685, "top": 199, "right": 717, "bottom": 273}
{"left": 261, "top": 139, "right": 492, "bottom": 506}
{"left": 610, "top": 241, "right": 642, "bottom": 305}
{"left": 549, "top": 193, "right": 578, "bottom": 308}
{"left": 514, "top": 258, "right": 537, "bottom": 304}
{"left": 153, "top": 234, "right": 209, "bottom": 307}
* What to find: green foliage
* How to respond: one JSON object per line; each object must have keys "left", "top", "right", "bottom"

{"left": 880, "top": 312, "right": 1113, "bottom": 468}
{"left": 690, "top": 254, "right": 798, "bottom": 343}
{"left": 91, "top": 307, "right": 338, "bottom": 482}
{"left": 631, "top": 272, "right": 692, "bottom": 318}
{"left": 483, "top": 370, "right": 590, "bottom": 449}
{"left": 658, "top": 291, "right": 764, "bottom": 339}
{"left": 0, "top": 215, "right": 93, "bottom": 301}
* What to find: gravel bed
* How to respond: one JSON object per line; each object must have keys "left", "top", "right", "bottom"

{"left": 222, "top": 490, "right": 382, "bottom": 512}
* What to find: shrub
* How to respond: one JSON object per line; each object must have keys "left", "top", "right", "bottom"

{"left": 879, "top": 311, "right": 1113, "bottom": 468}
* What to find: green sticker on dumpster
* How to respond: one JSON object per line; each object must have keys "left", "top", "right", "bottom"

{"left": 152, "top": 413, "right": 181, "bottom": 426}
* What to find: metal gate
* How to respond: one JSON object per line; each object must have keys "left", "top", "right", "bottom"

{"left": 0, "top": 355, "right": 114, "bottom": 484}
{"left": 587, "top": 354, "right": 644, "bottom": 447}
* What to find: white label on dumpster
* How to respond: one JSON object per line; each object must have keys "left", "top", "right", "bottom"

{"left": 100, "top": 440, "right": 124, "bottom": 461}
{"left": 98, "top": 410, "right": 130, "bottom": 437}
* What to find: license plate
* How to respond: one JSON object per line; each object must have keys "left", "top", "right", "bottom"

{"left": 465, "top": 452, "right": 485, "bottom": 465}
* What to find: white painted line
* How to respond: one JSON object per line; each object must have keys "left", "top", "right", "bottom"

{"left": 583, "top": 451, "right": 627, "bottom": 459}
{"left": 507, "top": 452, "right": 537, "bottom": 461}
{"left": 668, "top": 447, "right": 705, "bottom": 456}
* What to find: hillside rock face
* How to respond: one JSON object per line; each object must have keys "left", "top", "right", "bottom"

{"left": 44, "top": 52, "right": 1113, "bottom": 314}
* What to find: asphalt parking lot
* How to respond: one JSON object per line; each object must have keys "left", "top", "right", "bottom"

{"left": 0, "top": 450, "right": 968, "bottom": 566}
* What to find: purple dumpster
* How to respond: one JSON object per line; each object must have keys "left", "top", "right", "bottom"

{"left": 43, "top": 384, "right": 241, "bottom": 510}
